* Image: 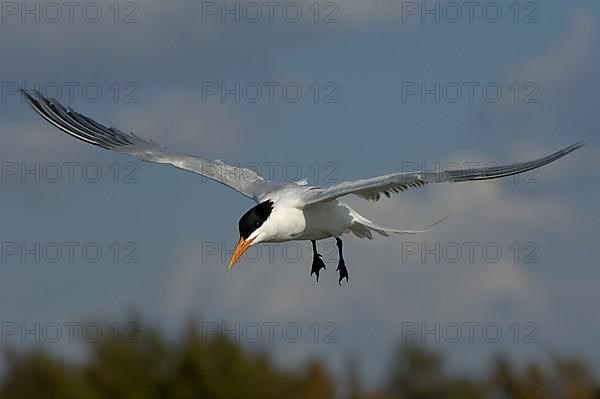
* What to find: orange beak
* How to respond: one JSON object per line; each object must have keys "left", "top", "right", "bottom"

{"left": 228, "top": 236, "right": 256, "bottom": 270}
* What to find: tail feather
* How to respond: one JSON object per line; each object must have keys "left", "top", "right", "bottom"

{"left": 349, "top": 212, "right": 450, "bottom": 239}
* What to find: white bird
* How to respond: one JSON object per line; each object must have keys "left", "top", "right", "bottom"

{"left": 21, "top": 90, "right": 584, "bottom": 283}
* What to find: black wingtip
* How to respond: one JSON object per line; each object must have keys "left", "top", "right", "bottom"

{"left": 20, "top": 88, "right": 38, "bottom": 99}
{"left": 20, "top": 88, "right": 35, "bottom": 103}
{"left": 21, "top": 89, "right": 47, "bottom": 108}
{"left": 20, "top": 88, "right": 131, "bottom": 151}
{"left": 21, "top": 89, "right": 59, "bottom": 105}
{"left": 570, "top": 142, "right": 586, "bottom": 151}
{"left": 559, "top": 142, "right": 586, "bottom": 158}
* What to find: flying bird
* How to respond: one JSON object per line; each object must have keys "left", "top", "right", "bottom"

{"left": 21, "top": 90, "right": 583, "bottom": 284}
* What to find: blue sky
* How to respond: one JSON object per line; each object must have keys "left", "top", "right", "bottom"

{"left": 1, "top": 0, "right": 599, "bottom": 386}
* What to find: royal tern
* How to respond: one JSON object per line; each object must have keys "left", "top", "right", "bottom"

{"left": 21, "top": 90, "right": 583, "bottom": 283}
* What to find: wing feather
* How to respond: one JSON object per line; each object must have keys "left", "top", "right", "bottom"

{"left": 22, "top": 90, "right": 279, "bottom": 202}
{"left": 302, "top": 143, "right": 584, "bottom": 205}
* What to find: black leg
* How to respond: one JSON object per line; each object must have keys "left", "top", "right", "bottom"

{"left": 310, "top": 240, "right": 326, "bottom": 282}
{"left": 336, "top": 238, "right": 349, "bottom": 285}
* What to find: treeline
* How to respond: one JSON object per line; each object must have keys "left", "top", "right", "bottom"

{"left": 0, "top": 320, "right": 598, "bottom": 399}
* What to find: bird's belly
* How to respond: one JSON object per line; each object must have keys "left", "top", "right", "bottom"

{"left": 296, "top": 201, "right": 354, "bottom": 241}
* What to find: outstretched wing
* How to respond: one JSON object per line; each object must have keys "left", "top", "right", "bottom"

{"left": 21, "top": 90, "right": 279, "bottom": 202}
{"left": 301, "top": 143, "right": 584, "bottom": 205}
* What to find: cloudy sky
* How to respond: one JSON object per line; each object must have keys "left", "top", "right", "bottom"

{"left": 1, "top": 0, "right": 598, "bottom": 386}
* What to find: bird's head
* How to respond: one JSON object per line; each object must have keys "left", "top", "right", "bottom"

{"left": 229, "top": 200, "right": 274, "bottom": 269}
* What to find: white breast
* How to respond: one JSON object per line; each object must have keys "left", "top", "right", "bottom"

{"left": 259, "top": 187, "right": 356, "bottom": 242}
{"left": 262, "top": 205, "right": 306, "bottom": 242}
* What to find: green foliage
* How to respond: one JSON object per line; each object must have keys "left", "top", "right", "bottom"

{"left": 0, "top": 321, "right": 597, "bottom": 399}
